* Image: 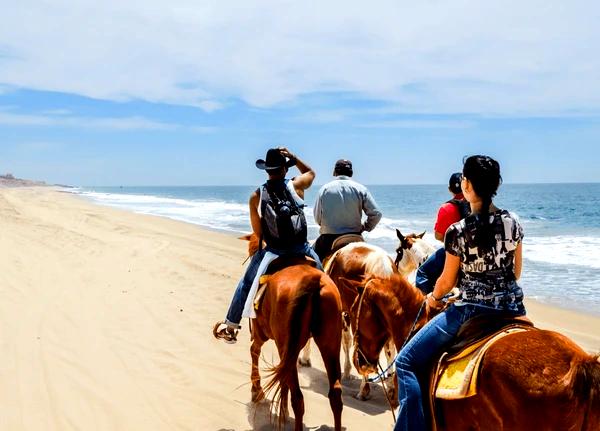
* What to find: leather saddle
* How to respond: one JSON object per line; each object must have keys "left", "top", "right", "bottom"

{"left": 254, "top": 255, "right": 318, "bottom": 311}
{"left": 428, "top": 314, "right": 535, "bottom": 430}
{"left": 331, "top": 233, "right": 364, "bottom": 254}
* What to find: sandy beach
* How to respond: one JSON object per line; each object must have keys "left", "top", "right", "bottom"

{"left": 1, "top": 187, "right": 598, "bottom": 431}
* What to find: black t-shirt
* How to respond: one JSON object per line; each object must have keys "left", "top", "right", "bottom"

{"left": 445, "top": 210, "right": 525, "bottom": 312}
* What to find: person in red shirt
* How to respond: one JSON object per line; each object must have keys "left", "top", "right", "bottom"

{"left": 415, "top": 172, "right": 469, "bottom": 293}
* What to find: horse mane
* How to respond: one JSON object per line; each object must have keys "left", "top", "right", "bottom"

{"left": 363, "top": 273, "right": 426, "bottom": 345}
{"left": 367, "top": 273, "right": 425, "bottom": 304}
{"left": 342, "top": 242, "right": 395, "bottom": 279}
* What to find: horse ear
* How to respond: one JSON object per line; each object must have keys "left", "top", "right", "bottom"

{"left": 396, "top": 229, "right": 404, "bottom": 240}
{"left": 417, "top": 231, "right": 426, "bottom": 239}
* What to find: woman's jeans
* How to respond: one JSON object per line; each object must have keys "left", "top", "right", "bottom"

{"left": 415, "top": 247, "right": 446, "bottom": 294}
{"left": 224, "top": 243, "right": 322, "bottom": 328}
{"left": 393, "top": 304, "right": 524, "bottom": 431}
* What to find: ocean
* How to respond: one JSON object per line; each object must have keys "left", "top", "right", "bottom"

{"left": 71, "top": 183, "right": 600, "bottom": 315}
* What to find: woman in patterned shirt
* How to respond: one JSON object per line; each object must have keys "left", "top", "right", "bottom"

{"left": 393, "top": 155, "right": 525, "bottom": 431}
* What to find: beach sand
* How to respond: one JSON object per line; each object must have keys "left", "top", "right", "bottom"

{"left": 1, "top": 187, "right": 598, "bottom": 431}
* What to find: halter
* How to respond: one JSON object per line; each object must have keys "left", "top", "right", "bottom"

{"left": 394, "top": 247, "right": 404, "bottom": 267}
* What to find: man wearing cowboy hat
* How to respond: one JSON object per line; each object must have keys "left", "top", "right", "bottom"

{"left": 214, "top": 147, "right": 320, "bottom": 343}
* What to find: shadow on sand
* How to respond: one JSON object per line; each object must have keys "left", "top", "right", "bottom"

{"left": 298, "top": 364, "right": 393, "bottom": 417}
{"left": 218, "top": 361, "right": 392, "bottom": 430}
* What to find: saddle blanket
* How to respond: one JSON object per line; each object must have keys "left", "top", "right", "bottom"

{"left": 242, "top": 251, "right": 278, "bottom": 319}
{"left": 434, "top": 326, "right": 529, "bottom": 400}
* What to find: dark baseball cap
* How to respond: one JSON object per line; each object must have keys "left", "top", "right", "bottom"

{"left": 335, "top": 159, "right": 352, "bottom": 171}
{"left": 449, "top": 172, "right": 463, "bottom": 194}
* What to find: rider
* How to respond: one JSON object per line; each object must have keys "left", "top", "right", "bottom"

{"left": 214, "top": 147, "right": 321, "bottom": 344}
{"left": 394, "top": 155, "right": 525, "bottom": 431}
{"left": 415, "top": 172, "right": 469, "bottom": 294}
{"left": 313, "top": 159, "right": 382, "bottom": 261}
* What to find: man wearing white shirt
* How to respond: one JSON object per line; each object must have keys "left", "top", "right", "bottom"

{"left": 313, "top": 159, "right": 382, "bottom": 260}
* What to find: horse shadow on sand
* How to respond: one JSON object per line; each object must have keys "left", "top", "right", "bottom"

{"left": 217, "top": 364, "right": 391, "bottom": 430}
{"left": 297, "top": 364, "right": 392, "bottom": 416}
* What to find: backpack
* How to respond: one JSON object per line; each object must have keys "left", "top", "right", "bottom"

{"left": 447, "top": 198, "right": 471, "bottom": 220}
{"left": 259, "top": 180, "right": 307, "bottom": 250}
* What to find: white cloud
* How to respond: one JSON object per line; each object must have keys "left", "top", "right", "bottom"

{"left": 0, "top": 109, "right": 214, "bottom": 131}
{"left": 0, "top": 1, "right": 599, "bottom": 114}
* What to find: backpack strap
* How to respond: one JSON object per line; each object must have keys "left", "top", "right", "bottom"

{"left": 447, "top": 198, "right": 470, "bottom": 219}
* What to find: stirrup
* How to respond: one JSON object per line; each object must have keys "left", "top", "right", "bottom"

{"left": 213, "top": 321, "right": 238, "bottom": 344}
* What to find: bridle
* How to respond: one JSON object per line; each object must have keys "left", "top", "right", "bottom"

{"left": 351, "top": 280, "right": 427, "bottom": 422}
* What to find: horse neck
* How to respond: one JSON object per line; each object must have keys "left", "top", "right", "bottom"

{"left": 379, "top": 276, "right": 426, "bottom": 349}
{"left": 397, "top": 253, "right": 416, "bottom": 276}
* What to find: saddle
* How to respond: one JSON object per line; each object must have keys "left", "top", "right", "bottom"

{"left": 428, "top": 314, "right": 534, "bottom": 430}
{"left": 331, "top": 233, "right": 364, "bottom": 253}
{"left": 322, "top": 234, "right": 364, "bottom": 271}
{"left": 253, "top": 256, "right": 318, "bottom": 311}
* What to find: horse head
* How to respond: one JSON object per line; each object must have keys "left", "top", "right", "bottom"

{"left": 341, "top": 274, "right": 427, "bottom": 377}
{"left": 395, "top": 229, "right": 435, "bottom": 276}
{"left": 338, "top": 277, "right": 396, "bottom": 377}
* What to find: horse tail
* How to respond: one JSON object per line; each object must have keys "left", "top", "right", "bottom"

{"left": 572, "top": 354, "right": 600, "bottom": 430}
{"left": 263, "top": 274, "right": 322, "bottom": 429}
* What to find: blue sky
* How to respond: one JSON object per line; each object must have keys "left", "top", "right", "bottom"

{"left": 1, "top": 1, "right": 599, "bottom": 186}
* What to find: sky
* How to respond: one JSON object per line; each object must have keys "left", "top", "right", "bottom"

{"left": 1, "top": 0, "right": 599, "bottom": 186}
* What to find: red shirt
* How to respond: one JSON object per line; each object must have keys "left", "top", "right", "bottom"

{"left": 434, "top": 194, "right": 465, "bottom": 237}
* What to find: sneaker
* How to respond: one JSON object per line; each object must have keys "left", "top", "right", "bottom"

{"left": 213, "top": 321, "right": 238, "bottom": 344}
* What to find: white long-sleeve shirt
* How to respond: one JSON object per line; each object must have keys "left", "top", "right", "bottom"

{"left": 313, "top": 176, "right": 382, "bottom": 235}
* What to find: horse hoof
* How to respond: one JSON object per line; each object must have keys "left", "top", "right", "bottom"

{"left": 298, "top": 358, "right": 312, "bottom": 367}
{"left": 354, "top": 391, "right": 372, "bottom": 401}
{"left": 342, "top": 373, "right": 358, "bottom": 382}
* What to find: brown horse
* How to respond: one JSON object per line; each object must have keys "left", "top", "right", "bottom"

{"left": 241, "top": 235, "right": 344, "bottom": 431}
{"left": 344, "top": 273, "right": 600, "bottom": 430}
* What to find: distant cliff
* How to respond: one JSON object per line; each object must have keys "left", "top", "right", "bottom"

{"left": 0, "top": 173, "right": 47, "bottom": 187}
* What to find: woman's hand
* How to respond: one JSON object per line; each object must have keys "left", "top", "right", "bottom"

{"left": 425, "top": 292, "right": 444, "bottom": 316}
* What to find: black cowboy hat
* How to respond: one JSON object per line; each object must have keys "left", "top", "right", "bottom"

{"left": 255, "top": 148, "right": 296, "bottom": 170}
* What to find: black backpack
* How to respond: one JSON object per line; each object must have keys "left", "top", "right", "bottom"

{"left": 259, "top": 180, "right": 307, "bottom": 250}
{"left": 447, "top": 198, "right": 471, "bottom": 220}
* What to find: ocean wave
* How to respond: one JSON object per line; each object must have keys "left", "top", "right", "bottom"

{"left": 523, "top": 236, "right": 600, "bottom": 269}
{"left": 74, "top": 189, "right": 600, "bottom": 272}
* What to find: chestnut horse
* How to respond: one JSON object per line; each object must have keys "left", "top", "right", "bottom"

{"left": 241, "top": 235, "right": 344, "bottom": 431}
{"left": 300, "top": 232, "right": 435, "bottom": 402}
{"left": 345, "top": 273, "right": 600, "bottom": 430}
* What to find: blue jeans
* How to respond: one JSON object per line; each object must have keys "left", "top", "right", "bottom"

{"left": 393, "top": 304, "right": 524, "bottom": 431}
{"left": 225, "top": 243, "right": 322, "bottom": 328}
{"left": 415, "top": 247, "right": 446, "bottom": 294}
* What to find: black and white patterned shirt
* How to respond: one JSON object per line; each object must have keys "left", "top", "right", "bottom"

{"left": 445, "top": 209, "right": 525, "bottom": 313}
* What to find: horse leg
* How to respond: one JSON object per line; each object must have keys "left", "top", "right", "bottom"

{"left": 383, "top": 339, "right": 398, "bottom": 407}
{"left": 298, "top": 338, "right": 312, "bottom": 367}
{"left": 356, "top": 378, "right": 371, "bottom": 401}
{"left": 288, "top": 368, "right": 305, "bottom": 431}
{"left": 250, "top": 337, "right": 265, "bottom": 402}
{"left": 342, "top": 325, "right": 353, "bottom": 379}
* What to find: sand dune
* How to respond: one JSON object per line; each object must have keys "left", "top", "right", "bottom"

{"left": 0, "top": 187, "right": 597, "bottom": 431}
